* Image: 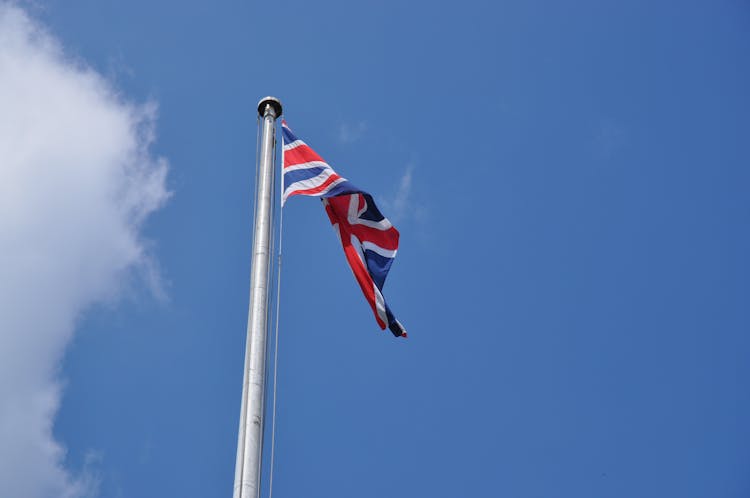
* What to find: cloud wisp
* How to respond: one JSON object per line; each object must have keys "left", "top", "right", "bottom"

{"left": 337, "top": 121, "right": 367, "bottom": 144}
{"left": 0, "top": 4, "right": 169, "bottom": 497}
{"left": 380, "top": 165, "right": 425, "bottom": 224}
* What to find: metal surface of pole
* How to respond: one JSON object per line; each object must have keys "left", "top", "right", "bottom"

{"left": 233, "top": 96, "right": 282, "bottom": 498}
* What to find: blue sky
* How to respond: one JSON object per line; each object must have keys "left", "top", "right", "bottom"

{"left": 2, "top": 1, "right": 750, "bottom": 497}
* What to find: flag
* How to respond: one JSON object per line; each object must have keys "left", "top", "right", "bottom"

{"left": 281, "top": 120, "right": 407, "bottom": 337}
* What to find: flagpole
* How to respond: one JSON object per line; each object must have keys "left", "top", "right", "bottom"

{"left": 233, "top": 96, "right": 282, "bottom": 498}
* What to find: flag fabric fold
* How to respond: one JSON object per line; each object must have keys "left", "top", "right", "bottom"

{"left": 281, "top": 120, "right": 407, "bottom": 338}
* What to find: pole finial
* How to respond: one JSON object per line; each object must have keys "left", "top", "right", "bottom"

{"left": 257, "top": 96, "right": 282, "bottom": 118}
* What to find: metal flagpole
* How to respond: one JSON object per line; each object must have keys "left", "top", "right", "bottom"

{"left": 233, "top": 96, "right": 282, "bottom": 498}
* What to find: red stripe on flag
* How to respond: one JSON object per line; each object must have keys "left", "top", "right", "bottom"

{"left": 349, "top": 225, "right": 399, "bottom": 251}
{"left": 325, "top": 200, "right": 387, "bottom": 330}
{"left": 284, "top": 144, "right": 326, "bottom": 168}
{"left": 287, "top": 173, "right": 342, "bottom": 198}
{"left": 335, "top": 194, "right": 399, "bottom": 250}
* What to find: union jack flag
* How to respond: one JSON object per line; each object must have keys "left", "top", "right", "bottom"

{"left": 281, "top": 120, "right": 407, "bottom": 338}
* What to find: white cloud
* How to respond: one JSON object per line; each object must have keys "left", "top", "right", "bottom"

{"left": 0, "top": 4, "right": 169, "bottom": 497}
{"left": 595, "top": 118, "right": 627, "bottom": 160}
{"left": 380, "top": 165, "right": 424, "bottom": 224}
{"left": 337, "top": 121, "right": 367, "bottom": 144}
{"left": 390, "top": 166, "right": 413, "bottom": 217}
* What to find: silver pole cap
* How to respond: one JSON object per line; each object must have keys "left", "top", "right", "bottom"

{"left": 257, "top": 96, "right": 283, "bottom": 118}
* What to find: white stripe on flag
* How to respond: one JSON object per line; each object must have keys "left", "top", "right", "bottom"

{"left": 360, "top": 240, "right": 397, "bottom": 259}
{"left": 283, "top": 161, "right": 331, "bottom": 173}
{"left": 282, "top": 139, "right": 306, "bottom": 151}
{"left": 282, "top": 174, "right": 347, "bottom": 204}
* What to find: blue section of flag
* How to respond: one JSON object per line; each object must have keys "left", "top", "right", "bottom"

{"left": 281, "top": 124, "right": 298, "bottom": 144}
{"left": 282, "top": 166, "right": 327, "bottom": 191}
{"left": 363, "top": 249, "right": 393, "bottom": 291}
